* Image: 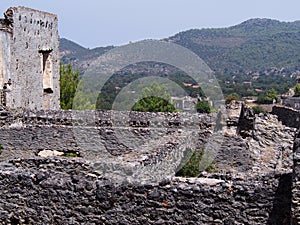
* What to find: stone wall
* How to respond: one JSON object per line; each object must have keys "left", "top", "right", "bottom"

{"left": 0, "top": 109, "right": 298, "bottom": 224}
{"left": 0, "top": 110, "right": 213, "bottom": 156}
{"left": 0, "top": 7, "right": 60, "bottom": 110}
{"left": 0, "top": 158, "right": 292, "bottom": 225}
{"left": 0, "top": 109, "right": 295, "bottom": 176}
{"left": 0, "top": 110, "right": 218, "bottom": 183}
{"left": 271, "top": 105, "right": 300, "bottom": 129}
{"left": 292, "top": 131, "right": 300, "bottom": 224}
{"left": 0, "top": 27, "right": 11, "bottom": 106}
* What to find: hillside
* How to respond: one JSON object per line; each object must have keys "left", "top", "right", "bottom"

{"left": 60, "top": 18, "right": 300, "bottom": 74}
{"left": 59, "top": 19, "right": 300, "bottom": 98}
{"left": 60, "top": 38, "right": 114, "bottom": 74}
{"left": 166, "top": 18, "right": 300, "bottom": 73}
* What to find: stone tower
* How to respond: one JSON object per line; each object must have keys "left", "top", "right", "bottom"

{"left": 0, "top": 6, "right": 60, "bottom": 110}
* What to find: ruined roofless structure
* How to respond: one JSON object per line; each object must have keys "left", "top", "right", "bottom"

{"left": 0, "top": 6, "right": 60, "bottom": 110}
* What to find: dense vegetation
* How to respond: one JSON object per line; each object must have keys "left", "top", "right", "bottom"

{"left": 256, "top": 88, "right": 279, "bottom": 104}
{"left": 218, "top": 70, "right": 296, "bottom": 99}
{"left": 60, "top": 63, "right": 79, "bottom": 110}
{"left": 167, "top": 19, "right": 300, "bottom": 73}
{"left": 60, "top": 19, "right": 300, "bottom": 108}
{"left": 252, "top": 106, "right": 266, "bottom": 115}
{"left": 195, "top": 100, "right": 212, "bottom": 113}
{"left": 95, "top": 62, "right": 203, "bottom": 110}
{"left": 132, "top": 82, "right": 176, "bottom": 112}
{"left": 294, "top": 84, "right": 300, "bottom": 97}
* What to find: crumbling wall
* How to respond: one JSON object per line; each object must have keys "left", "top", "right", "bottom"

{"left": 0, "top": 108, "right": 297, "bottom": 224}
{"left": 271, "top": 105, "right": 300, "bottom": 129}
{"left": 0, "top": 110, "right": 210, "bottom": 158}
{"left": 0, "top": 109, "right": 295, "bottom": 176}
{"left": 0, "top": 7, "right": 60, "bottom": 111}
{"left": 0, "top": 158, "right": 292, "bottom": 225}
{"left": 0, "top": 22, "right": 11, "bottom": 107}
{"left": 0, "top": 110, "right": 218, "bottom": 181}
{"left": 292, "top": 131, "right": 300, "bottom": 224}
{"left": 236, "top": 103, "right": 255, "bottom": 138}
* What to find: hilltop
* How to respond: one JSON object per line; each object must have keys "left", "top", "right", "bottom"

{"left": 60, "top": 18, "right": 300, "bottom": 97}
{"left": 166, "top": 18, "right": 300, "bottom": 73}
{"left": 60, "top": 18, "right": 300, "bottom": 74}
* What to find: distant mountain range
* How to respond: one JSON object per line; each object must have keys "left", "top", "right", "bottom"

{"left": 60, "top": 18, "right": 300, "bottom": 74}
{"left": 60, "top": 38, "right": 114, "bottom": 74}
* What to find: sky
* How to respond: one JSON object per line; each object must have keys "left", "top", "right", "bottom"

{"left": 1, "top": 0, "right": 300, "bottom": 48}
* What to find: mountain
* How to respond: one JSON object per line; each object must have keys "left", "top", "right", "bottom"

{"left": 166, "top": 18, "right": 300, "bottom": 73}
{"left": 60, "top": 38, "right": 114, "bottom": 74}
{"left": 60, "top": 38, "right": 87, "bottom": 54}
{"left": 60, "top": 18, "right": 300, "bottom": 74}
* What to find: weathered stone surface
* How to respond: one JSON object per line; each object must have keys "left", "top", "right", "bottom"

{"left": 0, "top": 5, "right": 298, "bottom": 224}
{"left": 292, "top": 131, "right": 300, "bottom": 224}
{"left": 38, "top": 150, "right": 64, "bottom": 157}
{"left": 0, "top": 158, "right": 293, "bottom": 225}
{"left": 272, "top": 105, "right": 300, "bottom": 129}
{"left": 0, "top": 107, "right": 297, "bottom": 224}
{"left": 0, "top": 7, "right": 60, "bottom": 111}
{"left": 236, "top": 103, "right": 255, "bottom": 138}
{"left": 0, "top": 109, "right": 295, "bottom": 177}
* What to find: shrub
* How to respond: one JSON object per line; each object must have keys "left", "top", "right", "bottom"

{"left": 63, "top": 152, "right": 78, "bottom": 157}
{"left": 252, "top": 106, "right": 266, "bottom": 115}
{"left": 294, "top": 84, "right": 300, "bottom": 97}
{"left": 256, "top": 88, "right": 278, "bottom": 104}
{"left": 225, "top": 93, "right": 239, "bottom": 104}
{"left": 132, "top": 96, "right": 175, "bottom": 113}
{"left": 195, "top": 100, "right": 212, "bottom": 113}
{"left": 131, "top": 82, "right": 176, "bottom": 113}
{"left": 176, "top": 149, "right": 217, "bottom": 177}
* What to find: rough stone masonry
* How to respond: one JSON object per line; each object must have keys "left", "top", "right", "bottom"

{"left": 0, "top": 98, "right": 298, "bottom": 224}
{"left": 0, "top": 6, "right": 60, "bottom": 111}
{"left": 0, "top": 6, "right": 300, "bottom": 225}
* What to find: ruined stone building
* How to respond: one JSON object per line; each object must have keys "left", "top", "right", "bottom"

{"left": 0, "top": 6, "right": 60, "bottom": 110}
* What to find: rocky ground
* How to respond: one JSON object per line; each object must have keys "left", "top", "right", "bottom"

{"left": 0, "top": 106, "right": 298, "bottom": 224}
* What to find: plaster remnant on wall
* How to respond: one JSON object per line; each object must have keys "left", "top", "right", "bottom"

{"left": 0, "top": 6, "right": 60, "bottom": 111}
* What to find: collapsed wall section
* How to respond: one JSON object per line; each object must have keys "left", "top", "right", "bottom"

{"left": 0, "top": 108, "right": 297, "bottom": 223}
{"left": 0, "top": 110, "right": 213, "bottom": 161}
{"left": 0, "top": 109, "right": 295, "bottom": 176}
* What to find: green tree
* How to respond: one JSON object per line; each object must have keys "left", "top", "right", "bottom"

{"left": 72, "top": 79, "right": 97, "bottom": 110}
{"left": 225, "top": 93, "right": 239, "bottom": 104}
{"left": 132, "top": 82, "right": 175, "bottom": 112}
{"left": 195, "top": 100, "right": 212, "bottom": 113}
{"left": 265, "top": 88, "right": 278, "bottom": 102}
{"left": 256, "top": 93, "right": 267, "bottom": 104}
{"left": 60, "top": 63, "right": 79, "bottom": 109}
{"left": 176, "top": 150, "right": 203, "bottom": 177}
{"left": 176, "top": 149, "right": 217, "bottom": 177}
{"left": 294, "top": 84, "right": 300, "bottom": 97}
{"left": 72, "top": 90, "right": 96, "bottom": 110}
{"left": 252, "top": 105, "right": 266, "bottom": 114}
{"left": 256, "top": 88, "right": 278, "bottom": 104}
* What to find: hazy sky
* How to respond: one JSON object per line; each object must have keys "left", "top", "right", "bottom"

{"left": 1, "top": 0, "right": 300, "bottom": 48}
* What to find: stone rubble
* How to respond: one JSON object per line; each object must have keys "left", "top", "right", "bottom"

{"left": 0, "top": 107, "right": 298, "bottom": 224}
